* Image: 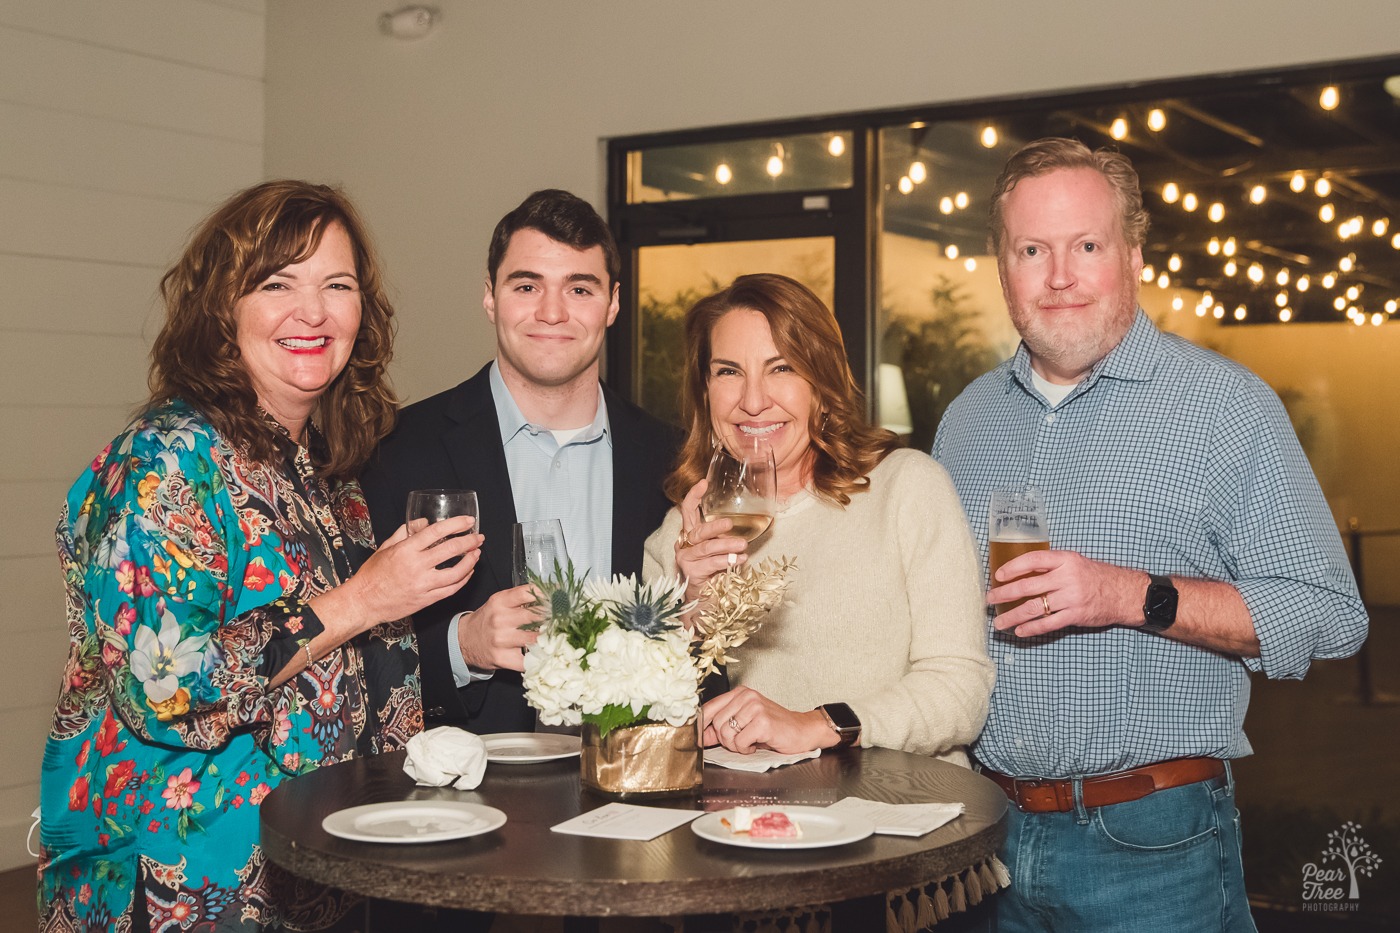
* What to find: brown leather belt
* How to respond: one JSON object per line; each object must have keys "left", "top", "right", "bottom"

{"left": 983, "top": 756, "right": 1226, "bottom": 812}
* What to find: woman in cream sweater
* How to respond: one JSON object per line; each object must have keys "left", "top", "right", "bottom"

{"left": 643, "top": 274, "right": 992, "bottom": 762}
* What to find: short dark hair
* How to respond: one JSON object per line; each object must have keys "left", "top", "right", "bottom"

{"left": 486, "top": 189, "right": 620, "bottom": 287}
{"left": 989, "top": 137, "right": 1150, "bottom": 255}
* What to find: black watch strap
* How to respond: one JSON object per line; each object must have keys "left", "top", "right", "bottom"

{"left": 1142, "top": 573, "right": 1179, "bottom": 633}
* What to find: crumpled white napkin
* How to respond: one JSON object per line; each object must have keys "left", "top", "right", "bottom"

{"left": 704, "top": 746, "right": 821, "bottom": 772}
{"left": 403, "top": 726, "right": 488, "bottom": 790}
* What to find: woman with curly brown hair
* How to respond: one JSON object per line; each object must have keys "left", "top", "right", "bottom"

{"left": 643, "top": 273, "right": 992, "bottom": 760}
{"left": 38, "top": 180, "right": 481, "bottom": 931}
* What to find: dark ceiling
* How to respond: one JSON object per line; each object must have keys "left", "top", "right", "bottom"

{"left": 633, "top": 60, "right": 1400, "bottom": 326}
{"left": 881, "top": 70, "right": 1400, "bottom": 324}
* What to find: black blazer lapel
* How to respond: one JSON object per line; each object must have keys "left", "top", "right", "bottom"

{"left": 605, "top": 386, "right": 681, "bottom": 578}
{"left": 442, "top": 370, "right": 518, "bottom": 598}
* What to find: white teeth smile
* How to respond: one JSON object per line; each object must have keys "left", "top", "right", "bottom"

{"left": 277, "top": 337, "right": 327, "bottom": 349}
{"left": 739, "top": 424, "right": 781, "bottom": 436}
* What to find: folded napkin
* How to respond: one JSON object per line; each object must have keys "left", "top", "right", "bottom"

{"left": 403, "top": 726, "right": 488, "bottom": 790}
{"left": 704, "top": 746, "right": 821, "bottom": 772}
{"left": 827, "top": 796, "right": 965, "bottom": 836}
{"left": 551, "top": 802, "right": 703, "bottom": 841}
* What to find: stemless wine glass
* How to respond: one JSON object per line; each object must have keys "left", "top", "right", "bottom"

{"left": 701, "top": 437, "right": 778, "bottom": 543}
{"left": 405, "top": 489, "right": 479, "bottom": 567}
{"left": 513, "top": 519, "right": 568, "bottom": 586}
{"left": 987, "top": 484, "right": 1049, "bottom": 614}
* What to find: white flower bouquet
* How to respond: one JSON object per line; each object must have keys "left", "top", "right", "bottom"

{"left": 522, "top": 559, "right": 794, "bottom": 737}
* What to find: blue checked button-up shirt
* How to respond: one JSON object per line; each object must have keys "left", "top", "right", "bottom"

{"left": 932, "top": 310, "right": 1367, "bottom": 779}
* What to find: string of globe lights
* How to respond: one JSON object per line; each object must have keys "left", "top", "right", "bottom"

{"left": 1112, "top": 85, "right": 1395, "bottom": 326}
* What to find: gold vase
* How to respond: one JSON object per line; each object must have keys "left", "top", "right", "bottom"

{"left": 580, "top": 716, "right": 704, "bottom": 797}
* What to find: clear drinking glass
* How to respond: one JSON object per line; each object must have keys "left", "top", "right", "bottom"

{"left": 701, "top": 438, "right": 778, "bottom": 542}
{"left": 987, "top": 484, "right": 1049, "bottom": 614}
{"left": 405, "top": 489, "right": 479, "bottom": 568}
{"left": 513, "top": 519, "right": 568, "bottom": 586}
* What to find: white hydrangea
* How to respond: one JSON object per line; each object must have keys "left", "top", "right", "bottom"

{"left": 522, "top": 571, "right": 701, "bottom": 730}
{"left": 522, "top": 631, "right": 588, "bottom": 726}
{"left": 578, "top": 628, "right": 699, "bottom": 725}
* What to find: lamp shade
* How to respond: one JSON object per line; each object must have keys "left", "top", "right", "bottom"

{"left": 877, "top": 363, "right": 913, "bottom": 436}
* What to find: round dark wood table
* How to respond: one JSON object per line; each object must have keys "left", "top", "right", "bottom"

{"left": 261, "top": 745, "right": 1006, "bottom": 923}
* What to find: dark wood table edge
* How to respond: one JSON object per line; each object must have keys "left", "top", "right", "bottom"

{"left": 260, "top": 745, "right": 1008, "bottom": 913}
{"left": 263, "top": 812, "right": 1007, "bottom": 916}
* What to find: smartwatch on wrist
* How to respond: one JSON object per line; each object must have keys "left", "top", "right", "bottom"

{"left": 1142, "top": 574, "right": 1179, "bottom": 634}
{"left": 818, "top": 702, "right": 862, "bottom": 747}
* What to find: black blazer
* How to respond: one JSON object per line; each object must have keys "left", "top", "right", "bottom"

{"left": 360, "top": 364, "right": 681, "bottom": 733}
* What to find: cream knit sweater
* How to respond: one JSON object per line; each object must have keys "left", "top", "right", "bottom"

{"left": 644, "top": 449, "right": 993, "bottom": 763}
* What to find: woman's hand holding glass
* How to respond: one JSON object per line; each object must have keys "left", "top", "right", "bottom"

{"left": 675, "top": 441, "right": 777, "bottom": 603}
{"left": 311, "top": 512, "right": 482, "bottom": 644}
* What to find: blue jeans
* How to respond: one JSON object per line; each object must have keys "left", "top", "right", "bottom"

{"left": 995, "top": 764, "right": 1256, "bottom": 932}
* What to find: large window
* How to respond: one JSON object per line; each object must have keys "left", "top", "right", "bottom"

{"left": 608, "top": 54, "right": 1400, "bottom": 595}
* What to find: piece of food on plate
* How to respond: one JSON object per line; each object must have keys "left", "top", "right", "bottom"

{"left": 748, "top": 810, "right": 801, "bottom": 838}
{"left": 720, "top": 806, "right": 803, "bottom": 838}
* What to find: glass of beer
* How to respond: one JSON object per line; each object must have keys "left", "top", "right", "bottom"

{"left": 988, "top": 485, "right": 1049, "bottom": 614}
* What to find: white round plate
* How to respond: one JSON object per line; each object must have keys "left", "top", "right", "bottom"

{"left": 322, "top": 801, "right": 506, "bottom": 844}
{"left": 691, "top": 806, "right": 875, "bottom": 850}
{"left": 482, "top": 732, "right": 582, "bottom": 764}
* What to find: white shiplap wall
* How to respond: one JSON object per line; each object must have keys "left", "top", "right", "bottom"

{"left": 0, "top": 0, "right": 265, "bottom": 870}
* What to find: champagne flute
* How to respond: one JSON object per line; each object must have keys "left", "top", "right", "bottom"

{"left": 513, "top": 519, "right": 568, "bottom": 586}
{"left": 987, "top": 484, "right": 1049, "bottom": 614}
{"left": 701, "top": 437, "right": 778, "bottom": 543}
{"left": 406, "top": 489, "right": 479, "bottom": 568}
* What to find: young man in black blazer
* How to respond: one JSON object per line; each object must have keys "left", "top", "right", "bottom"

{"left": 361, "top": 189, "right": 680, "bottom": 733}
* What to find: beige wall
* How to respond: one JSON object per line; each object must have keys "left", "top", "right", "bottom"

{"left": 0, "top": 0, "right": 265, "bottom": 870}
{"left": 264, "top": 0, "right": 1400, "bottom": 406}
{"left": 6, "top": 0, "right": 1398, "bottom": 874}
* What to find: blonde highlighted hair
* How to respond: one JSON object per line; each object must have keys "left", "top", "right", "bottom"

{"left": 665, "top": 273, "right": 900, "bottom": 506}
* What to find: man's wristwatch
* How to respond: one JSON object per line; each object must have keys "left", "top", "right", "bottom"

{"left": 1142, "top": 574, "right": 1179, "bottom": 634}
{"left": 818, "top": 702, "right": 862, "bottom": 748}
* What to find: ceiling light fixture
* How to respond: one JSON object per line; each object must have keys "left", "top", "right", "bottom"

{"left": 379, "top": 5, "right": 440, "bottom": 39}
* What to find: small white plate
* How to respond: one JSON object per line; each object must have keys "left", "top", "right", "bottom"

{"left": 691, "top": 806, "right": 875, "bottom": 850}
{"left": 482, "top": 732, "right": 582, "bottom": 764}
{"left": 322, "top": 801, "right": 506, "bottom": 844}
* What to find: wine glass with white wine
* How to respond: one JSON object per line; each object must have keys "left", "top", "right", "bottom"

{"left": 701, "top": 437, "right": 778, "bottom": 543}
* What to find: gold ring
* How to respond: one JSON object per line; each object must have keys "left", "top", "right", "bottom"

{"left": 678, "top": 529, "right": 692, "bottom": 549}
{"left": 727, "top": 716, "right": 742, "bottom": 732}
{"left": 1041, "top": 594, "right": 1052, "bottom": 617}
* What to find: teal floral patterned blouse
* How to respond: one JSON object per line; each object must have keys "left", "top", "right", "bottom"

{"left": 39, "top": 400, "right": 422, "bottom": 931}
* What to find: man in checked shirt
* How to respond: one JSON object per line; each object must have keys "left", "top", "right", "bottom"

{"left": 932, "top": 137, "right": 1368, "bottom": 932}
